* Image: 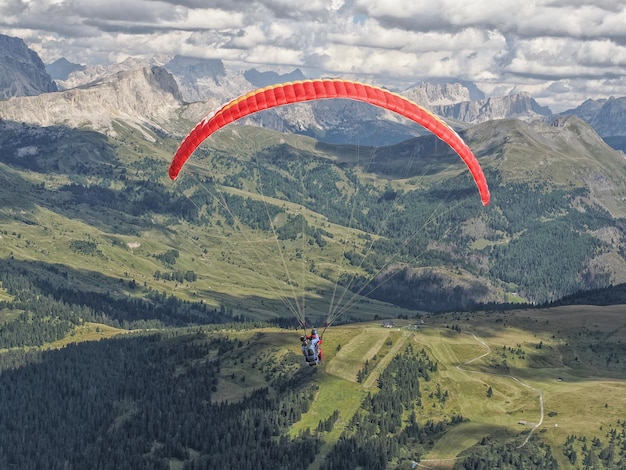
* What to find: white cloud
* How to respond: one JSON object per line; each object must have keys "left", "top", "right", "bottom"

{"left": 1, "top": 0, "right": 626, "bottom": 111}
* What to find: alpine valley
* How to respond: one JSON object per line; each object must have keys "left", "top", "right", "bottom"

{"left": 0, "top": 34, "right": 625, "bottom": 470}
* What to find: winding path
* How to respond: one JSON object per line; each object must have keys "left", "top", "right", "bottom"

{"left": 417, "top": 331, "right": 545, "bottom": 468}
{"left": 509, "top": 376, "right": 544, "bottom": 447}
{"left": 456, "top": 332, "right": 545, "bottom": 447}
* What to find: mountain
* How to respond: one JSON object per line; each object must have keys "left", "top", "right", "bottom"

{"left": 46, "top": 57, "right": 86, "bottom": 81}
{"left": 164, "top": 55, "right": 226, "bottom": 81}
{"left": 432, "top": 92, "right": 552, "bottom": 123}
{"left": 244, "top": 67, "right": 307, "bottom": 88}
{"left": 2, "top": 37, "right": 626, "bottom": 309}
{"left": 467, "top": 115, "right": 626, "bottom": 217}
{"left": 362, "top": 115, "right": 626, "bottom": 306}
{"left": 560, "top": 97, "right": 626, "bottom": 153}
{"left": 17, "top": 46, "right": 567, "bottom": 146}
{"left": 404, "top": 81, "right": 476, "bottom": 106}
{"left": 0, "top": 66, "right": 183, "bottom": 133}
{"left": 2, "top": 37, "right": 626, "bottom": 470}
{"left": 0, "top": 34, "right": 57, "bottom": 98}
{"left": 7, "top": 33, "right": 626, "bottom": 149}
{"left": 52, "top": 56, "right": 170, "bottom": 90}
{"left": 244, "top": 85, "right": 553, "bottom": 145}
{"left": 408, "top": 78, "right": 486, "bottom": 101}
{"left": 1, "top": 104, "right": 625, "bottom": 310}
{"left": 402, "top": 83, "right": 552, "bottom": 124}
{"left": 561, "top": 96, "right": 626, "bottom": 136}
{"left": 163, "top": 55, "right": 237, "bottom": 103}
{"left": 46, "top": 53, "right": 557, "bottom": 145}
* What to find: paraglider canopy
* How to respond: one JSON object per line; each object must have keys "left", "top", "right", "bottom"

{"left": 168, "top": 79, "right": 490, "bottom": 206}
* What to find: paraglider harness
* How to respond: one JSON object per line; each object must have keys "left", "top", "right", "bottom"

{"left": 300, "top": 325, "right": 326, "bottom": 366}
{"left": 301, "top": 337, "right": 319, "bottom": 366}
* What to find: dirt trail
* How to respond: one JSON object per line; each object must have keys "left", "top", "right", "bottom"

{"left": 455, "top": 332, "right": 544, "bottom": 448}
{"left": 418, "top": 331, "right": 544, "bottom": 468}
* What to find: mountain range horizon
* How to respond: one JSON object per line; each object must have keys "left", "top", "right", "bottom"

{"left": 2, "top": 33, "right": 626, "bottom": 149}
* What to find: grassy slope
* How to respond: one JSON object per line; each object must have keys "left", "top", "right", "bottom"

{"left": 418, "top": 306, "right": 626, "bottom": 469}
{"left": 470, "top": 117, "right": 626, "bottom": 218}
{"left": 2, "top": 117, "right": 626, "bottom": 467}
{"left": 5, "top": 117, "right": 626, "bottom": 317}
{"left": 2, "top": 121, "right": 438, "bottom": 323}
{"left": 286, "top": 305, "right": 625, "bottom": 469}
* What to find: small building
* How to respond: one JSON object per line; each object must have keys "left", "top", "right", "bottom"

{"left": 382, "top": 320, "right": 396, "bottom": 328}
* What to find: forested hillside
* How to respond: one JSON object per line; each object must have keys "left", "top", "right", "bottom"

{"left": 0, "top": 328, "right": 321, "bottom": 469}
{"left": 3, "top": 114, "right": 626, "bottom": 325}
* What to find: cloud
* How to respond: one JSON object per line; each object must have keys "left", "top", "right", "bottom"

{"left": 1, "top": 0, "right": 626, "bottom": 111}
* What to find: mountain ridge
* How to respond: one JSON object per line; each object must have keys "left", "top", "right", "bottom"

{"left": 0, "top": 34, "right": 57, "bottom": 98}
{"left": 0, "top": 66, "right": 183, "bottom": 135}
{"left": 0, "top": 33, "right": 622, "bottom": 148}
{"left": 561, "top": 96, "right": 626, "bottom": 137}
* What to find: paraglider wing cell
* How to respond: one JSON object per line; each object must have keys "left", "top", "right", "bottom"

{"left": 169, "top": 79, "right": 490, "bottom": 206}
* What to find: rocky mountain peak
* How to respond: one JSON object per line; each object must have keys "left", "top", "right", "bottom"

{"left": 0, "top": 65, "right": 183, "bottom": 136}
{"left": 562, "top": 96, "right": 626, "bottom": 137}
{"left": 53, "top": 56, "right": 170, "bottom": 90}
{"left": 0, "top": 34, "right": 57, "bottom": 98}
{"left": 243, "top": 68, "right": 307, "bottom": 88}
{"left": 403, "top": 81, "right": 473, "bottom": 106}
{"left": 164, "top": 55, "right": 226, "bottom": 81}
{"left": 432, "top": 92, "right": 552, "bottom": 124}
{"left": 163, "top": 56, "right": 242, "bottom": 103}
{"left": 46, "top": 57, "right": 86, "bottom": 81}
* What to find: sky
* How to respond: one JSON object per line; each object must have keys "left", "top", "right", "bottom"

{"left": 2, "top": 0, "right": 626, "bottom": 112}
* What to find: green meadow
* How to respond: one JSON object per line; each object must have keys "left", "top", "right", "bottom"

{"left": 137, "top": 303, "right": 624, "bottom": 469}
{"left": 316, "top": 308, "right": 614, "bottom": 470}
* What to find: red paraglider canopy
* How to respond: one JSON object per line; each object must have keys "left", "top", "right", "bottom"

{"left": 169, "top": 79, "right": 490, "bottom": 206}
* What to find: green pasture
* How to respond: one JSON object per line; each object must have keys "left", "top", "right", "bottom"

{"left": 276, "top": 308, "right": 626, "bottom": 468}
{"left": 414, "top": 307, "right": 626, "bottom": 467}
{"left": 424, "top": 421, "right": 515, "bottom": 463}
{"left": 0, "top": 307, "right": 21, "bottom": 324}
{"left": 325, "top": 325, "right": 393, "bottom": 382}
{"left": 0, "top": 287, "right": 11, "bottom": 302}
{"left": 42, "top": 322, "right": 129, "bottom": 349}
{"left": 44, "top": 309, "right": 623, "bottom": 470}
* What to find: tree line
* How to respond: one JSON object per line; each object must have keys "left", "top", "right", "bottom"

{"left": 0, "top": 258, "right": 253, "bottom": 348}
{"left": 322, "top": 345, "right": 462, "bottom": 469}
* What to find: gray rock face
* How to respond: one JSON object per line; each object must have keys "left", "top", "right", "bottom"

{"left": 0, "top": 66, "right": 184, "bottom": 135}
{"left": 6, "top": 31, "right": 626, "bottom": 148}
{"left": 0, "top": 34, "right": 57, "bottom": 98}
{"left": 404, "top": 82, "right": 474, "bottom": 106}
{"left": 561, "top": 96, "right": 626, "bottom": 137}
{"left": 432, "top": 92, "right": 552, "bottom": 123}
{"left": 46, "top": 58, "right": 86, "bottom": 81}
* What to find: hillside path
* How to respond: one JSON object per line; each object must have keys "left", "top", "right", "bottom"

{"left": 417, "top": 331, "right": 544, "bottom": 469}
{"left": 456, "top": 332, "right": 544, "bottom": 448}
